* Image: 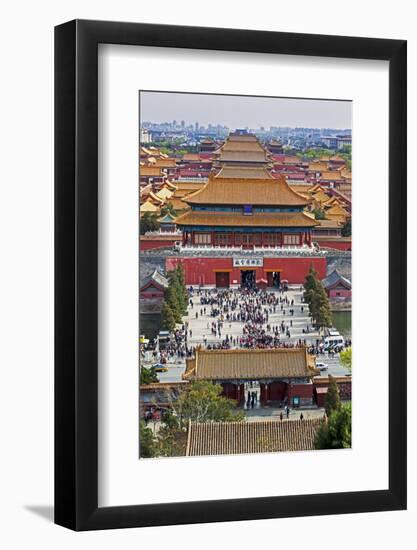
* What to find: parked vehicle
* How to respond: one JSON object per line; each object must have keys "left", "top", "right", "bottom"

{"left": 153, "top": 364, "right": 168, "bottom": 373}
{"left": 324, "top": 332, "right": 345, "bottom": 349}
{"left": 316, "top": 361, "right": 328, "bottom": 371}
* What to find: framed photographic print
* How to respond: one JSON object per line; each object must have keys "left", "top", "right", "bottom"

{"left": 55, "top": 20, "right": 407, "bottom": 530}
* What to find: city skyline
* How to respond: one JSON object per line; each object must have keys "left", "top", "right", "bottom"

{"left": 140, "top": 91, "right": 352, "bottom": 130}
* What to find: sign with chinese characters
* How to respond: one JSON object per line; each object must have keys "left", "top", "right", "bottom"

{"left": 233, "top": 257, "right": 263, "bottom": 267}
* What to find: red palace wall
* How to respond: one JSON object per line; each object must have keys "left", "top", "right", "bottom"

{"left": 315, "top": 239, "right": 352, "bottom": 251}
{"left": 166, "top": 255, "right": 327, "bottom": 285}
{"left": 140, "top": 237, "right": 178, "bottom": 250}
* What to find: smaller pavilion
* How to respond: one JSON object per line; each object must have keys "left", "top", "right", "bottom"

{"left": 183, "top": 348, "right": 319, "bottom": 408}
{"left": 322, "top": 270, "right": 352, "bottom": 300}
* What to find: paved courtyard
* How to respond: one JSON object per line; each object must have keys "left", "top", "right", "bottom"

{"left": 143, "top": 285, "right": 350, "bottom": 382}
{"left": 184, "top": 286, "right": 320, "bottom": 348}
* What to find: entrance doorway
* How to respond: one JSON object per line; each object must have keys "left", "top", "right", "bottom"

{"left": 215, "top": 271, "right": 230, "bottom": 288}
{"left": 241, "top": 269, "right": 256, "bottom": 289}
{"left": 267, "top": 271, "right": 281, "bottom": 288}
{"left": 243, "top": 381, "right": 261, "bottom": 410}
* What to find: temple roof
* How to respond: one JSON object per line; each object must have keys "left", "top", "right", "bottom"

{"left": 322, "top": 269, "right": 351, "bottom": 290}
{"left": 158, "top": 212, "right": 176, "bottom": 223}
{"left": 186, "top": 418, "right": 325, "bottom": 456}
{"left": 326, "top": 204, "right": 350, "bottom": 217}
{"left": 308, "top": 162, "right": 329, "bottom": 171}
{"left": 215, "top": 134, "right": 271, "bottom": 164}
{"left": 140, "top": 200, "right": 160, "bottom": 213}
{"left": 155, "top": 187, "right": 173, "bottom": 201}
{"left": 183, "top": 348, "right": 319, "bottom": 381}
{"left": 215, "top": 166, "right": 273, "bottom": 179}
{"left": 140, "top": 269, "right": 169, "bottom": 291}
{"left": 175, "top": 210, "right": 318, "bottom": 228}
{"left": 153, "top": 158, "right": 177, "bottom": 168}
{"left": 216, "top": 151, "right": 269, "bottom": 163}
{"left": 319, "top": 170, "right": 344, "bottom": 181}
{"left": 140, "top": 166, "right": 164, "bottom": 177}
{"left": 184, "top": 175, "right": 309, "bottom": 206}
{"left": 314, "top": 219, "right": 343, "bottom": 228}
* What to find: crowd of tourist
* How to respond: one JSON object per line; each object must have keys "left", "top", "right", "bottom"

{"left": 143, "top": 286, "right": 351, "bottom": 363}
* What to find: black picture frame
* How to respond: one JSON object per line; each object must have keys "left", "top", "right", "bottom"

{"left": 55, "top": 19, "right": 407, "bottom": 531}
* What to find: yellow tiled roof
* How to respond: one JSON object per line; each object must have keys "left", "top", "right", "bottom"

{"left": 155, "top": 188, "right": 173, "bottom": 200}
{"left": 140, "top": 166, "right": 164, "bottom": 177}
{"left": 216, "top": 166, "right": 273, "bottom": 179}
{"left": 183, "top": 348, "right": 319, "bottom": 381}
{"left": 186, "top": 418, "right": 325, "bottom": 456}
{"left": 184, "top": 175, "right": 309, "bottom": 207}
{"left": 319, "top": 171, "right": 344, "bottom": 181}
{"left": 140, "top": 201, "right": 160, "bottom": 213}
{"left": 175, "top": 210, "right": 319, "bottom": 228}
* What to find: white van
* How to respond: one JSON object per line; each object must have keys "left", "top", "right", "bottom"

{"left": 324, "top": 334, "right": 345, "bottom": 349}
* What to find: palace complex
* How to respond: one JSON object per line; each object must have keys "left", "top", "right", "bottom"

{"left": 140, "top": 132, "right": 352, "bottom": 286}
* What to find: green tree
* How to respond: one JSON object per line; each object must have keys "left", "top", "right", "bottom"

{"left": 166, "top": 266, "right": 188, "bottom": 316}
{"left": 314, "top": 403, "right": 351, "bottom": 449}
{"left": 140, "top": 366, "right": 159, "bottom": 385}
{"left": 174, "top": 265, "right": 188, "bottom": 315}
{"left": 164, "top": 284, "right": 182, "bottom": 323}
{"left": 311, "top": 283, "right": 332, "bottom": 329}
{"left": 140, "top": 212, "right": 160, "bottom": 234}
{"left": 160, "top": 300, "right": 176, "bottom": 331}
{"left": 304, "top": 265, "right": 319, "bottom": 303}
{"left": 140, "top": 420, "right": 157, "bottom": 458}
{"left": 341, "top": 218, "right": 351, "bottom": 237}
{"left": 175, "top": 381, "right": 245, "bottom": 425}
{"left": 340, "top": 347, "right": 352, "bottom": 372}
{"left": 313, "top": 208, "right": 326, "bottom": 220}
{"left": 324, "top": 376, "right": 341, "bottom": 417}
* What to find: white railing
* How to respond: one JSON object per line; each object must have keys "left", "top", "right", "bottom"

{"left": 144, "top": 230, "right": 182, "bottom": 236}
{"left": 175, "top": 243, "right": 327, "bottom": 257}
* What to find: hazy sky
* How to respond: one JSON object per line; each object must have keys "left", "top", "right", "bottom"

{"left": 140, "top": 91, "right": 351, "bottom": 129}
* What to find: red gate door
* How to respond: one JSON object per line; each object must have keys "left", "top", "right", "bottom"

{"left": 268, "top": 382, "right": 287, "bottom": 401}
{"left": 215, "top": 272, "right": 230, "bottom": 288}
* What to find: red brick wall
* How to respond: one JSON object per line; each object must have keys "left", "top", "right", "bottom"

{"left": 166, "top": 256, "right": 327, "bottom": 285}
{"left": 316, "top": 240, "right": 352, "bottom": 251}
{"left": 140, "top": 238, "right": 178, "bottom": 250}
{"left": 287, "top": 383, "right": 314, "bottom": 399}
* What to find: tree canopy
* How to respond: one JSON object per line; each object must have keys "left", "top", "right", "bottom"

{"left": 314, "top": 403, "right": 351, "bottom": 450}
{"left": 303, "top": 265, "right": 332, "bottom": 329}
{"left": 339, "top": 347, "right": 352, "bottom": 372}
{"left": 140, "top": 212, "right": 160, "bottom": 234}
{"left": 341, "top": 218, "right": 351, "bottom": 237}
{"left": 324, "top": 375, "right": 341, "bottom": 417}
{"left": 160, "top": 300, "right": 176, "bottom": 331}
{"left": 175, "top": 381, "right": 245, "bottom": 424}
{"left": 140, "top": 366, "right": 159, "bottom": 385}
{"left": 139, "top": 420, "right": 157, "bottom": 458}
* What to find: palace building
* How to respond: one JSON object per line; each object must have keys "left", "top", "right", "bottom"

{"left": 183, "top": 348, "right": 320, "bottom": 408}
{"left": 170, "top": 157, "right": 326, "bottom": 286}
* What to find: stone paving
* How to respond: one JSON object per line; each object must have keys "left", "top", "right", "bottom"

{"left": 183, "top": 285, "right": 322, "bottom": 348}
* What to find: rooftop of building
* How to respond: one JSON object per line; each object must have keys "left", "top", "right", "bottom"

{"left": 322, "top": 269, "right": 352, "bottom": 290}
{"left": 215, "top": 166, "right": 273, "bottom": 179}
{"left": 183, "top": 347, "right": 319, "bottom": 381}
{"left": 139, "top": 268, "right": 169, "bottom": 290}
{"left": 184, "top": 174, "right": 310, "bottom": 207}
{"left": 174, "top": 210, "right": 319, "bottom": 228}
{"left": 140, "top": 166, "right": 164, "bottom": 177}
{"left": 186, "top": 417, "right": 325, "bottom": 456}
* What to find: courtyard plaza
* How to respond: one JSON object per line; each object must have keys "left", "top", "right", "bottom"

{"left": 142, "top": 285, "right": 350, "bottom": 382}
{"left": 185, "top": 285, "right": 321, "bottom": 349}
